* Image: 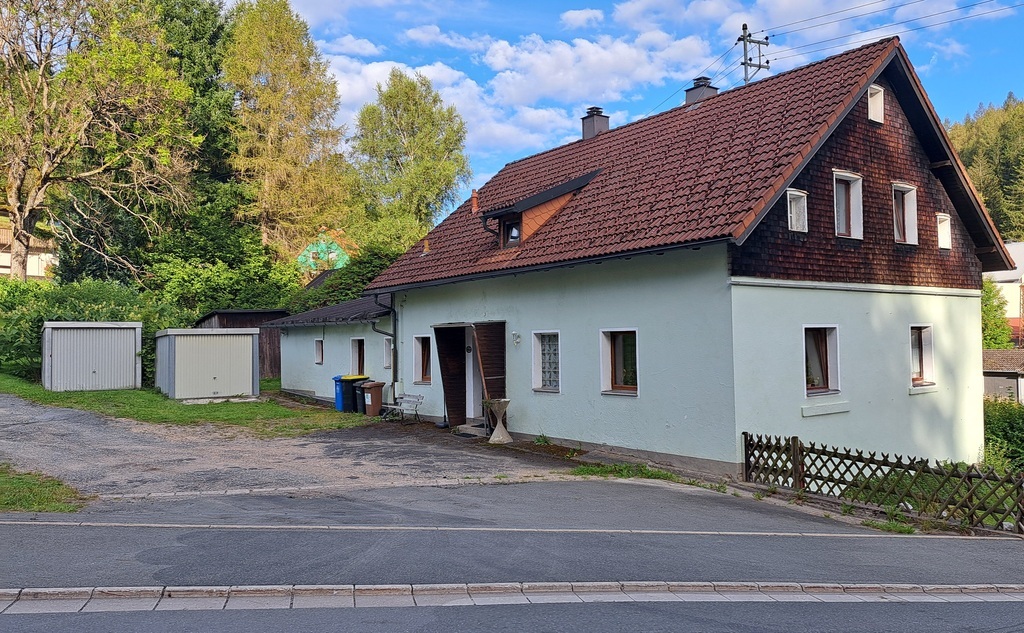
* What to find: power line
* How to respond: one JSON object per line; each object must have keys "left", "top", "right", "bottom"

{"left": 771, "top": 1, "right": 1024, "bottom": 62}
{"left": 771, "top": 0, "right": 930, "bottom": 37}
{"left": 642, "top": 42, "right": 738, "bottom": 117}
{"left": 758, "top": 0, "right": 901, "bottom": 33}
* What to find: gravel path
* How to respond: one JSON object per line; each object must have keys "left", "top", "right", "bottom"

{"left": 0, "top": 394, "right": 575, "bottom": 496}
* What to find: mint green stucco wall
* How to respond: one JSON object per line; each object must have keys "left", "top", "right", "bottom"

{"left": 731, "top": 280, "right": 984, "bottom": 463}
{"left": 396, "top": 246, "right": 738, "bottom": 466}
{"left": 278, "top": 319, "right": 392, "bottom": 400}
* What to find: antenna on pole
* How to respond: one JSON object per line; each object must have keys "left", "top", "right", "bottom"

{"left": 737, "top": 24, "right": 769, "bottom": 84}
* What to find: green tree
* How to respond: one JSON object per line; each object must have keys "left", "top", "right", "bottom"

{"left": 222, "top": 0, "right": 355, "bottom": 256}
{"left": 0, "top": 0, "right": 199, "bottom": 280}
{"left": 948, "top": 94, "right": 1024, "bottom": 240}
{"left": 352, "top": 68, "right": 471, "bottom": 244}
{"left": 982, "top": 277, "right": 1014, "bottom": 349}
{"left": 285, "top": 244, "right": 402, "bottom": 314}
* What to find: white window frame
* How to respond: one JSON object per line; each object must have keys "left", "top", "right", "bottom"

{"left": 600, "top": 328, "right": 639, "bottom": 396}
{"left": 833, "top": 170, "right": 863, "bottom": 239}
{"left": 350, "top": 337, "right": 365, "bottom": 375}
{"left": 414, "top": 335, "right": 431, "bottom": 384}
{"left": 909, "top": 324, "right": 935, "bottom": 388}
{"left": 804, "top": 325, "right": 840, "bottom": 396}
{"left": 383, "top": 337, "right": 393, "bottom": 370}
{"left": 314, "top": 338, "right": 324, "bottom": 365}
{"left": 868, "top": 84, "right": 884, "bottom": 123}
{"left": 532, "top": 331, "right": 561, "bottom": 393}
{"left": 786, "top": 189, "right": 808, "bottom": 233}
{"left": 892, "top": 183, "right": 918, "bottom": 245}
{"left": 936, "top": 213, "right": 952, "bottom": 250}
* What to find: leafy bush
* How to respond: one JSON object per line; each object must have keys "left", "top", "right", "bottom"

{"left": 983, "top": 396, "right": 1024, "bottom": 472}
{"left": 286, "top": 243, "right": 402, "bottom": 314}
{"left": 0, "top": 279, "right": 189, "bottom": 384}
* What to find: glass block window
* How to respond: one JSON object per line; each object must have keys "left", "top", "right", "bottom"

{"left": 539, "top": 333, "right": 559, "bottom": 390}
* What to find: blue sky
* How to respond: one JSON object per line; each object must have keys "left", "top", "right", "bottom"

{"left": 288, "top": 0, "right": 1023, "bottom": 198}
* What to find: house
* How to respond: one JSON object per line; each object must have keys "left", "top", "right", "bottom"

{"left": 359, "top": 37, "right": 1010, "bottom": 475}
{"left": 982, "top": 349, "right": 1024, "bottom": 401}
{"left": 194, "top": 309, "right": 290, "bottom": 379}
{"left": 0, "top": 225, "right": 57, "bottom": 279}
{"left": 264, "top": 296, "right": 393, "bottom": 404}
{"left": 986, "top": 242, "right": 1024, "bottom": 344}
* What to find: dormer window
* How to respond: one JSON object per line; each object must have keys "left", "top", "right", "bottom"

{"left": 502, "top": 214, "right": 522, "bottom": 247}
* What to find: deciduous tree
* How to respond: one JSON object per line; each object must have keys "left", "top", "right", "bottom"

{"left": 982, "top": 277, "right": 1014, "bottom": 349}
{"left": 0, "top": 0, "right": 198, "bottom": 280}
{"left": 353, "top": 68, "right": 471, "bottom": 243}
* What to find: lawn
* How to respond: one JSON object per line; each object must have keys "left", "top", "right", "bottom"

{"left": 0, "top": 373, "right": 370, "bottom": 438}
{"left": 0, "top": 463, "right": 89, "bottom": 512}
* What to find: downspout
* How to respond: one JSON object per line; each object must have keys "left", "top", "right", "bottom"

{"left": 371, "top": 293, "right": 398, "bottom": 400}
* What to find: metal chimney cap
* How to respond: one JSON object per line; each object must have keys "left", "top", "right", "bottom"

{"left": 693, "top": 76, "right": 712, "bottom": 88}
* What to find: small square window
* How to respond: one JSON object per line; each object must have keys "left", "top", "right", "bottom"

{"left": 787, "top": 189, "right": 808, "bottom": 233}
{"left": 868, "top": 84, "right": 884, "bottom": 123}
{"left": 533, "top": 332, "right": 560, "bottom": 392}
{"left": 601, "top": 329, "right": 638, "bottom": 394}
{"left": 834, "top": 171, "right": 863, "bottom": 239}
{"left": 414, "top": 335, "right": 431, "bottom": 383}
{"left": 383, "top": 337, "right": 393, "bottom": 370}
{"left": 936, "top": 213, "right": 952, "bottom": 250}
{"left": 893, "top": 184, "right": 918, "bottom": 244}
{"left": 910, "top": 325, "right": 934, "bottom": 387}
{"left": 351, "top": 338, "right": 365, "bottom": 375}
{"left": 502, "top": 214, "right": 522, "bottom": 247}
{"left": 314, "top": 339, "right": 324, "bottom": 365}
{"left": 804, "top": 326, "right": 838, "bottom": 395}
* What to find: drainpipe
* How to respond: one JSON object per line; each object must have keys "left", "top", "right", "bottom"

{"left": 371, "top": 293, "right": 398, "bottom": 402}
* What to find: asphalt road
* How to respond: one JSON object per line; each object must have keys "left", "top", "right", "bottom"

{"left": 3, "top": 481, "right": 1022, "bottom": 588}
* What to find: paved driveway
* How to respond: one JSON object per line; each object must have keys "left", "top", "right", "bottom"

{"left": 0, "top": 394, "right": 574, "bottom": 497}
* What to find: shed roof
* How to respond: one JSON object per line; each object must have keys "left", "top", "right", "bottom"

{"left": 983, "top": 349, "right": 1024, "bottom": 373}
{"left": 367, "top": 38, "right": 1010, "bottom": 294}
{"left": 263, "top": 295, "right": 391, "bottom": 328}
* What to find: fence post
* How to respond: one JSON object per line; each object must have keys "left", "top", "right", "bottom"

{"left": 742, "top": 432, "right": 751, "bottom": 482}
{"left": 790, "top": 435, "right": 804, "bottom": 491}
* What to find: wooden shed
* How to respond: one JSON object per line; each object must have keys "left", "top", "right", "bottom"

{"left": 194, "top": 309, "right": 288, "bottom": 379}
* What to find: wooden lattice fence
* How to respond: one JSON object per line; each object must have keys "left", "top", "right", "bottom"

{"left": 742, "top": 432, "right": 1024, "bottom": 534}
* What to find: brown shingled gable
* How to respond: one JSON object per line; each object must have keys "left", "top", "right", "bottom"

{"left": 367, "top": 37, "right": 1009, "bottom": 293}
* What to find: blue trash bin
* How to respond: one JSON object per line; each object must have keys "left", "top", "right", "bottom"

{"left": 333, "top": 375, "right": 344, "bottom": 411}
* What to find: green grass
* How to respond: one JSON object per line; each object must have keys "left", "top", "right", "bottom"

{"left": 0, "top": 463, "right": 88, "bottom": 512}
{"left": 0, "top": 373, "right": 369, "bottom": 438}
{"left": 570, "top": 463, "right": 680, "bottom": 482}
{"left": 861, "top": 519, "right": 916, "bottom": 534}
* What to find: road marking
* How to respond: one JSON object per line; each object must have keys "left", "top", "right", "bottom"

{"left": 0, "top": 519, "right": 1012, "bottom": 540}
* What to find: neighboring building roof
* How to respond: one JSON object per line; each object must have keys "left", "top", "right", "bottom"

{"left": 983, "top": 349, "right": 1024, "bottom": 373}
{"left": 367, "top": 37, "right": 1010, "bottom": 294}
{"left": 305, "top": 269, "right": 339, "bottom": 289}
{"left": 194, "top": 309, "right": 290, "bottom": 327}
{"left": 987, "top": 243, "right": 1024, "bottom": 283}
{"left": 263, "top": 295, "right": 391, "bottom": 328}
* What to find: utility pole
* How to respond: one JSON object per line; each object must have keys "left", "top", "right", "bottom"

{"left": 737, "top": 24, "right": 770, "bottom": 84}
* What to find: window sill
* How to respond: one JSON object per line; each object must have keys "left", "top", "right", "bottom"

{"left": 909, "top": 383, "right": 937, "bottom": 395}
{"left": 413, "top": 380, "right": 431, "bottom": 386}
{"left": 805, "top": 388, "right": 840, "bottom": 397}
{"left": 533, "top": 387, "right": 560, "bottom": 394}
{"left": 602, "top": 389, "right": 638, "bottom": 397}
{"left": 801, "top": 401, "right": 850, "bottom": 417}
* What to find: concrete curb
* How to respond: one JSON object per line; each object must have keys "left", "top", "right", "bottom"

{"left": 5, "top": 582, "right": 1024, "bottom": 600}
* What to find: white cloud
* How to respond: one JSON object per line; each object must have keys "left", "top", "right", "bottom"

{"left": 612, "top": 0, "right": 676, "bottom": 31}
{"left": 482, "top": 32, "right": 710, "bottom": 106}
{"left": 404, "top": 24, "right": 491, "bottom": 51}
{"left": 560, "top": 9, "right": 605, "bottom": 29}
{"left": 320, "top": 34, "right": 384, "bottom": 57}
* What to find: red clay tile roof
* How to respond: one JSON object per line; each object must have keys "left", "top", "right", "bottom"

{"left": 367, "top": 37, "right": 1007, "bottom": 292}
{"left": 983, "top": 349, "right": 1024, "bottom": 373}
